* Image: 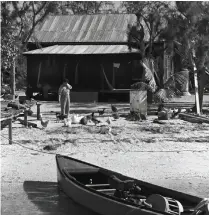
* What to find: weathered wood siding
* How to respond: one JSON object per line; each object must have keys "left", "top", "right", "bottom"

{"left": 27, "top": 53, "right": 141, "bottom": 92}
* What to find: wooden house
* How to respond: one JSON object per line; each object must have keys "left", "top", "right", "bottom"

{"left": 24, "top": 14, "right": 172, "bottom": 102}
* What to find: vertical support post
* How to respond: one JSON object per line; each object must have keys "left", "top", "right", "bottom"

{"left": 194, "top": 71, "right": 200, "bottom": 115}
{"left": 37, "top": 103, "right": 41, "bottom": 120}
{"left": 181, "top": 69, "right": 191, "bottom": 96}
{"left": 37, "top": 62, "right": 42, "bottom": 87}
{"left": 11, "top": 59, "right": 16, "bottom": 100}
{"left": 8, "top": 118, "right": 12, "bottom": 144}
{"left": 24, "top": 109, "right": 28, "bottom": 127}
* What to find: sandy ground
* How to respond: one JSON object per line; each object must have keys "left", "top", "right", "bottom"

{"left": 1, "top": 99, "right": 209, "bottom": 214}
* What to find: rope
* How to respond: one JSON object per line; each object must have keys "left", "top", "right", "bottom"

{"left": 100, "top": 63, "right": 130, "bottom": 92}
{"left": 124, "top": 149, "right": 209, "bottom": 153}
{"left": 0, "top": 134, "right": 72, "bottom": 155}
{"left": 100, "top": 64, "right": 115, "bottom": 91}
{"left": 1, "top": 134, "right": 208, "bottom": 154}
{"left": 75, "top": 61, "right": 79, "bottom": 84}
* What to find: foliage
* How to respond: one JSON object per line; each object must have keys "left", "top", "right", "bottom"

{"left": 161, "top": 2, "right": 209, "bottom": 71}
{"left": 1, "top": 31, "right": 19, "bottom": 71}
{"left": 125, "top": 1, "right": 209, "bottom": 105}
{"left": 55, "top": 1, "right": 116, "bottom": 15}
{"left": 125, "top": 1, "right": 175, "bottom": 55}
{"left": 1, "top": 1, "right": 59, "bottom": 88}
{"left": 162, "top": 1, "right": 209, "bottom": 110}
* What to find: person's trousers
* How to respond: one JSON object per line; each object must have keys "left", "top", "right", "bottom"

{"left": 60, "top": 93, "right": 70, "bottom": 117}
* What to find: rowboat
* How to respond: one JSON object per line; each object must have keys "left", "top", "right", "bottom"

{"left": 56, "top": 154, "right": 208, "bottom": 215}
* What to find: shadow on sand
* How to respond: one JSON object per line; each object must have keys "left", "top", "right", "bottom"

{"left": 23, "top": 181, "right": 98, "bottom": 215}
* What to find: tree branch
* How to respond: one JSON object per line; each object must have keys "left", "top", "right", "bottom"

{"left": 35, "top": 2, "right": 48, "bottom": 16}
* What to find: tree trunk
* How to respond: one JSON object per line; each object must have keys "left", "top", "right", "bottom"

{"left": 193, "top": 69, "right": 200, "bottom": 114}
{"left": 1, "top": 72, "right": 3, "bottom": 85}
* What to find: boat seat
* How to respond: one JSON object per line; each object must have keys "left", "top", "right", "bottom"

{"left": 86, "top": 184, "right": 110, "bottom": 188}
{"left": 97, "top": 188, "right": 116, "bottom": 195}
{"left": 108, "top": 175, "right": 135, "bottom": 191}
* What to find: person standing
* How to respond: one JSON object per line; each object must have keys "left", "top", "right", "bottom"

{"left": 58, "top": 78, "right": 72, "bottom": 118}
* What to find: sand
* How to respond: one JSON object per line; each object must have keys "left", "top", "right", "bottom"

{"left": 1, "top": 101, "right": 209, "bottom": 201}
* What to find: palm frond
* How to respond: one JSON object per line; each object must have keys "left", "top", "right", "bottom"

{"left": 164, "top": 70, "right": 188, "bottom": 88}
{"left": 153, "top": 71, "right": 188, "bottom": 102}
{"left": 153, "top": 88, "right": 176, "bottom": 103}
{"left": 141, "top": 58, "right": 157, "bottom": 92}
{"left": 132, "top": 58, "right": 189, "bottom": 103}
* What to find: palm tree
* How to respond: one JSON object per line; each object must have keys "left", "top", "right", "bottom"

{"left": 126, "top": 1, "right": 209, "bottom": 112}
{"left": 130, "top": 57, "right": 188, "bottom": 103}
{"left": 127, "top": 21, "right": 188, "bottom": 104}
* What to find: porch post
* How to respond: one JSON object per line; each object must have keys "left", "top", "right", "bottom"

{"left": 11, "top": 59, "right": 16, "bottom": 100}
{"left": 37, "top": 62, "right": 42, "bottom": 87}
{"left": 181, "top": 69, "right": 191, "bottom": 96}
{"left": 24, "top": 109, "right": 28, "bottom": 127}
{"left": 8, "top": 118, "right": 12, "bottom": 144}
{"left": 37, "top": 103, "right": 42, "bottom": 120}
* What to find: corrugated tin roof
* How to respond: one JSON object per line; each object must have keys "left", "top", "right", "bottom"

{"left": 24, "top": 45, "right": 140, "bottom": 55}
{"left": 31, "top": 14, "right": 149, "bottom": 43}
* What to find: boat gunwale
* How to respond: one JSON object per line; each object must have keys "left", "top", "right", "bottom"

{"left": 55, "top": 154, "right": 202, "bottom": 214}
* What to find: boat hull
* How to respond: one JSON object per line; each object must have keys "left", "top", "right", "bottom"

{"left": 56, "top": 154, "right": 202, "bottom": 215}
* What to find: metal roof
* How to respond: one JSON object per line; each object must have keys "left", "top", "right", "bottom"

{"left": 31, "top": 14, "right": 149, "bottom": 43}
{"left": 24, "top": 45, "right": 140, "bottom": 55}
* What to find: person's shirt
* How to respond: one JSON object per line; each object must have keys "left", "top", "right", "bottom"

{"left": 58, "top": 83, "right": 72, "bottom": 96}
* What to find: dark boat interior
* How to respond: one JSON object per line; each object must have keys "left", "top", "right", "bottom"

{"left": 68, "top": 168, "right": 116, "bottom": 195}
{"left": 63, "top": 167, "right": 199, "bottom": 215}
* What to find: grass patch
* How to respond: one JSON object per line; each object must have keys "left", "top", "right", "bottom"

{"left": 142, "top": 138, "right": 156, "bottom": 143}
{"left": 140, "top": 126, "right": 182, "bottom": 134}
{"left": 176, "top": 137, "right": 209, "bottom": 143}
{"left": 63, "top": 138, "right": 77, "bottom": 145}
